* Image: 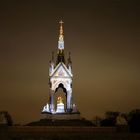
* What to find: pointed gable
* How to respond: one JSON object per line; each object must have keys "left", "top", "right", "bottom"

{"left": 50, "top": 63, "right": 72, "bottom": 78}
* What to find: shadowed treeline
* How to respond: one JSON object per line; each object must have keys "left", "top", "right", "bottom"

{"left": 92, "top": 109, "right": 140, "bottom": 133}
{"left": 0, "top": 109, "right": 140, "bottom": 139}
{"left": 1, "top": 109, "right": 140, "bottom": 133}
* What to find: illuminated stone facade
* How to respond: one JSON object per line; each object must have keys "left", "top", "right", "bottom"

{"left": 42, "top": 21, "right": 77, "bottom": 114}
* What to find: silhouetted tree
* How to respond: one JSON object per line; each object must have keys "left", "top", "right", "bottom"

{"left": 128, "top": 109, "right": 140, "bottom": 133}
{"left": 100, "top": 111, "right": 119, "bottom": 126}
{"left": 0, "top": 111, "right": 13, "bottom": 126}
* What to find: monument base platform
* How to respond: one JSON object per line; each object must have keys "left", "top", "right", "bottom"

{"left": 27, "top": 112, "right": 94, "bottom": 126}
{"left": 42, "top": 112, "right": 81, "bottom": 120}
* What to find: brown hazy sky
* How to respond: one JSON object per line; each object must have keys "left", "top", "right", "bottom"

{"left": 0, "top": 0, "right": 140, "bottom": 124}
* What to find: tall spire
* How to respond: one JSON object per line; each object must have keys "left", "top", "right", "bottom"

{"left": 56, "top": 20, "right": 65, "bottom": 64}
{"left": 58, "top": 20, "right": 64, "bottom": 50}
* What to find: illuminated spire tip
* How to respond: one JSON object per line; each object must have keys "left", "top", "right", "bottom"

{"left": 58, "top": 20, "right": 64, "bottom": 50}
{"left": 59, "top": 20, "right": 64, "bottom": 36}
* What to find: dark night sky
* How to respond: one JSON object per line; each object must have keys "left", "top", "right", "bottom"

{"left": 0, "top": 0, "right": 140, "bottom": 124}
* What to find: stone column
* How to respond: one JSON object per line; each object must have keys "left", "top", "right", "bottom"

{"left": 50, "top": 90, "right": 55, "bottom": 113}
{"left": 66, "top": 89, "right": 72, "bottom": 112}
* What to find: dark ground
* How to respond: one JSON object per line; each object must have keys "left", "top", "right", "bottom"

{"left": 1, "top": 125, "right": 140, "bottom": 140}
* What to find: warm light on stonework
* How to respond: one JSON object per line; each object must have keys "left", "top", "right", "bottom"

{"left": 42, "top": 21, "right": 78, "bottom": 114}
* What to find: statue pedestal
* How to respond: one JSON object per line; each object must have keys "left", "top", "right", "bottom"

{"left": 56, "top": 103, "right": 65, "bottom": 113}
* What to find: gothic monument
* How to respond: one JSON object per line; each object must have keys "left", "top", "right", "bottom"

{"left": 42, "top": 21, "right": 78, "bottom": 115}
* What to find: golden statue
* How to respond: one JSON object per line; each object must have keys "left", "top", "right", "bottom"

{"left": 57, "top": 96, "right": 63, "bottom": 104}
